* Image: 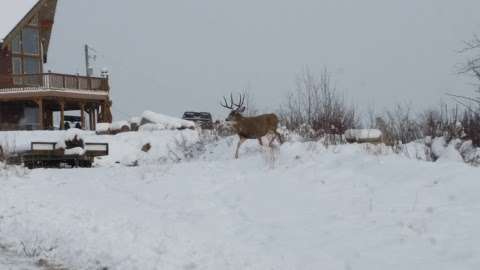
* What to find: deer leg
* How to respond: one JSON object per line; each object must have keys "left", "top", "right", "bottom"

{"left": 258, "top": 138, "right": 263, "bottom": 146}
{"left": 275, "top": 130, "right": 284, "bottom": 144}
{"left": 235, "top": 137, "right": 247, "bottom": 159}
{"left": 268, "top": 132, "right": 277, "bottom": 147}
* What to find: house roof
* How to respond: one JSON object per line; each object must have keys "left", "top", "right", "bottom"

{"left": 0, "top": 0, "right": 58, "bottom": 62}
{"left": 0, "top": 0, "right": 38, "bottom": 40}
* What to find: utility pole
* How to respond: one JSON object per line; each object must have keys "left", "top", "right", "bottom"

{"left": 84, "top": 44, "right": 96, "bottom": 77}
{"left": 85, "top": 44, "right": 90, "bottom": 77}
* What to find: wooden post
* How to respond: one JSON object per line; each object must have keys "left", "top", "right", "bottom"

{"left": 60, "top": 101, "right": 65, "bottom": 130}
{"left": 80, "top": 103, "right": 85, "bottom": 130}
{"left": 94, "top": 106, "right": 98, "bottom": 130}
{"left": 36, "top": 99, "right": 44, "bottom": 130}
{"left": 88, "top": 107, "right": 94, "bottom": 130}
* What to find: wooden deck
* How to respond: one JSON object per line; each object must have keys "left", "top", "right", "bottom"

{"left": 0, "top": 73, "right": 109, "bottom": 95}
{"left": 0, "top": 73, "right": 112, "bottom": 130}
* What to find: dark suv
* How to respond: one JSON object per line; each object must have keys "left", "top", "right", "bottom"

{"left": 182, "top": 111, "right": 214, "bottom": 129}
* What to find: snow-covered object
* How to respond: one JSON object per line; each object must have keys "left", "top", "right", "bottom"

{"left": 56, "top": 129, "right": 86, "bottom": 149}
{"left": 344, "top": 129, "right": 382, "bottom": 143}
{"left": 110, "top": 121, "right": 130, "bottom": 131}
{"left": 436, "top": 142, "right": 463, "bottom": 163}
{"left": 96, "top": 123, "right": 111, "bottom": 133}
{"left": 129, "top": 117, "right": 142, "bottom": 125}
{"left": 64, "top": 147, "right": 86, "bottom": 156}
{"left": 460, "top": 140, "right": 480, "bottom": 165}
{"left": 140, "top": 111, "right": 195, "bottom": 130}
{"left": 431, "top": 137, "right": 447, "bottom": 159}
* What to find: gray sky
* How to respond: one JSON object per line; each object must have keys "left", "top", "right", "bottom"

{"left": 3, "top": 0, "right": 480, "bottom": 120}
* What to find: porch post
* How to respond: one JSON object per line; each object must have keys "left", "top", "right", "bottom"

{"left": 80, "top": 103, "right": 85, "bottom": 130}
{"left": 93, "top": 107, "right": 97, "bottom": 130}
{"left": 36, "top": 99, "right": 44, "bottom": 130}
{"left": 88, "top": 107, "right": 94, "bottom": 130}
{"left": 60, "top": 101, "right": 65, "bottom": 130}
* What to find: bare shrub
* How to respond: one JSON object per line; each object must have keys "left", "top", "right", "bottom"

{"left": 279, "top": 67, "right": 358, "bottom": 139}
{"left": 168, "top": 135, "right": 209, "bottom": 162}
{"left": 456, "top": 35, "right": 480, "bottom": 146}
{"left": 374, "top": 103, "right": 422, "bottom": 146}
{"left": 462, "top": 110, "right": 480, "bottom": 147}
{"left": 420, "top": 104, "right": 463, "bottom": 141}
{"left": 20, "top": 238, "right": 56, "bottom": 258}
{"left": 459, "top": 35, "right": 480, "bottom": 94}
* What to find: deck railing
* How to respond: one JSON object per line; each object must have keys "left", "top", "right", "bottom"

{"left": 1, "top": 73, "right": 109, "bottom": 92}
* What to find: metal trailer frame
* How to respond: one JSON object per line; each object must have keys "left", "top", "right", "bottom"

{"left": 22, "top": 142, "right": 109, "bottom": 169}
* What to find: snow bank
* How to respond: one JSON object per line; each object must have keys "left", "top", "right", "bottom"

{"left": 0, "top": 135, "right": 479, "bottom": 270}
{"left": 140, "top": 111, "right": 195, "bottom": 130}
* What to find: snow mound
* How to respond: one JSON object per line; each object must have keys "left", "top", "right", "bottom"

{"left": 96, "top": 123, "right": 111, "bottom": 133}
{"left": 110, "top": 121, "right": 130, "bottom": 131}
{"left": 140, "top": 111, "right": 195, "bottom": 130}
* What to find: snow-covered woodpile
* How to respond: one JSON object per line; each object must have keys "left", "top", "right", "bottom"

{"left": 95, "top": 111, "right": 195, "bottom": 135}
{"left": 344, "top": 129, "right": 383, "bottom": 143}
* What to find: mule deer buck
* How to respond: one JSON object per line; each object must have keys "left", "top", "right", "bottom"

{"left": 221, "top": 94, "right": 283, "bottom": 158}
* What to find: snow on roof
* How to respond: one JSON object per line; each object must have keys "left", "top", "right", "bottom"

{"left": 0, "top": 0, "right": 38, "bottom": 40}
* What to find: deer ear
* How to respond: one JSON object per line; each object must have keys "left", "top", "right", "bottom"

{"left": 239, "top": 106, "right": 246, "bottom": 113}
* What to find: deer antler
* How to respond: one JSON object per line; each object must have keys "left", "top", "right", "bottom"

{"left": 233, "top": 93, "right": 245, "bottom": 108}
{"left": 221, "top": 93, "right": 245, "bottom": 111}
{"left": 221, "top": 94, "right": 235, "bottom": 110}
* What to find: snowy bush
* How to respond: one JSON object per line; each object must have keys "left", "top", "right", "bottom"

{"left": 374, "top": 104, "right": 423, "bottom": 146}
{"left": 279, "top": 68, "right": 358, "bottom": 138}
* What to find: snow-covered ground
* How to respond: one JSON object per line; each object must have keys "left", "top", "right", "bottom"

{"left": 1, "top": 129, "right": 479, "bottom": 270}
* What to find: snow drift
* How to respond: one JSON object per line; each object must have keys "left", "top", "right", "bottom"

{"left": 0, "top": 128, "right": 479, "bottom": 270}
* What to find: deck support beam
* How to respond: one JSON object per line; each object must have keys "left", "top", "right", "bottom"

{"left": 88, "top": 107, "right": 94, "bottom": 131}
{"left": 80, "top": 103, "right": 85, "bottom": 130}
{"left": 59, "top": 101, "right": 65, "bottom": 130}
{"left": 35, "top": 98, "right": 44, "bottom": 130}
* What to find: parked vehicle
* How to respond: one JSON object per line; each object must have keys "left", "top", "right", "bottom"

{"left": 182, "top": 111, "right": 213, "bottom": 129}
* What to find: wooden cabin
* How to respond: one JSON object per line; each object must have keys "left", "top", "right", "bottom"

{"left": 0, "top": 0, "right": 112, "bottom": 131}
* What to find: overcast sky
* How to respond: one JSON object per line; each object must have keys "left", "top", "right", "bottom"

{"left": 2, "top": 0, "right": 480, "bottom": 119}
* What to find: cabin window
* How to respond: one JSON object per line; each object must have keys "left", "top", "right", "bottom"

{"left": 29, "top": 15, "right": 39, "bottom": 26}
{"left": 12, "top": 57, "right": 22, "bottom": 75}
{"left": 23, "top": 57, "right": 41, "bottom": 74}
{"left": 11, "top": 34, "right": 21, "bottom": 54}
{"left": 22, "top": 27, "right": 40, "bottom": 55}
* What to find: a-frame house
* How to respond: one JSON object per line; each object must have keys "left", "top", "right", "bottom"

{"left": 0, "top": 0, "right": 112, "bottom": 130}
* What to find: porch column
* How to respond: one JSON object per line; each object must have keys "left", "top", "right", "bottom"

{"left": 35, "top": 99, "right": 44, "bottom": 130}
{"left": 88, "top": 107, "right": 94, "bottom": 131}
{"left": 93, "top": 107, "right": 98, "bottom": 130}
{"left": 60, "top": 101, "right": 65, "bottom": 130}
{"left": 80, "top": 103, "right": 85, "bottom": 130}
{"left": 46, "top": 109, "right": 53, "bottom": 129}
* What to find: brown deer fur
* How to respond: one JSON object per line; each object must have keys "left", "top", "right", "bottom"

{"left": 222, "top": 94, "right": 282, "bottom": 158}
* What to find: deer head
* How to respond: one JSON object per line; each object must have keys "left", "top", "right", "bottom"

{"left": 221, "top": 93, "right": 246, "bottom": 122}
